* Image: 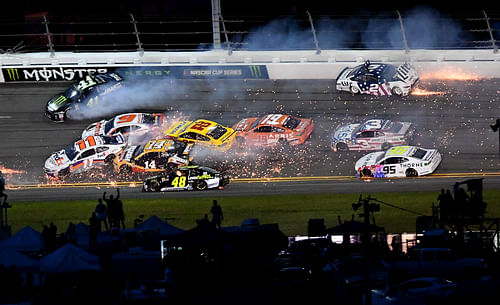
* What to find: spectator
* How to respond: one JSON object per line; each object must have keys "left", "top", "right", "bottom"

{"left": 66, "top": 222, "right": 77, "bottom": 245}
{"left": 196, "top": 214, "right": 213, "bottom": 228}
{"left": 95, "top": 198, "right": 109, "bottom": 231}
{"left": 113, "top": 189, "right": 125, "bottom": 229}
{"left": 89, "top": 212, "right": 100, "bottom": 248}
{"left": 437, "top": 189, "right": 451, "bottom": 221}
{"left": 103, "top": 190, "right": 117, "bottom": 228}
{"left": 210, "top": 200, "right": 223, "bottom": 228}
{"left": 0, "top": 171, "right": 7, "bottom": 205}
{"left": 48, "top": 222, "right": 57, "bottom": 252}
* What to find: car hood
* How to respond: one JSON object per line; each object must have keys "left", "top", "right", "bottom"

{"left": 332, "top": 123, "right": 359, "bottom": 141}
{"left": 82, "top": 120, "right": 107, "bottom": 138}
{"left": 336, "top": 67, "right": 354, "bottom": 82}
{"left": 46, "top": 94, "right": 72, "bottom": 112}
{"left": 44, "top": 150, "right": 70, "bottom": 171}
{"left": 232, "top": 117, "right": 258, "bottom": 132}
{"left": 355, "top": 151, "right": 384, "bottom": 170}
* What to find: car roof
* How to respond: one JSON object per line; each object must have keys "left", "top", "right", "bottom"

{"left": 383, "top": 146, "right": 417, "bottom": 158}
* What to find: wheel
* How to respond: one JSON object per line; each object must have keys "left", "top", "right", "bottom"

{"left": 381, "top": 142, "right": 392, "bottom": 150}
{"left": 405, "top": 168, "right": 418, "bottom": 177}
{"left": 119, "top": 165, "right": 132, "bottom": 174}
{"left": 104, "top": 154, "right": 115, "bottom": 164}
{"left": 361, "top": 169, "right": 373, "bottom": 177}
{"left": 149, "top": 180, "right": 161, "bottom": 192}
{"left": 193, "top": 180, "right": 208, "bottom": 191}
{"left": 58, "top": 167, "right": 70, "bottom": 179}
{"left": 336, "top": 142, "right": 349, "bottom": 152}
{"left": 392, "top": 86, "right": 403, "bottom": 96}
{"left": 350, "top": 85, "right": 360, "bottom": 94}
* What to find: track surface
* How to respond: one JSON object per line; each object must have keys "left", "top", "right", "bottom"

{"left": 1, "top": 78, "right": 499, "bottom": 201}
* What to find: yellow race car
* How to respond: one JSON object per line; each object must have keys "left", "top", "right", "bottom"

{"left": 163, "top": 119, "right": 236, "bottom": 151}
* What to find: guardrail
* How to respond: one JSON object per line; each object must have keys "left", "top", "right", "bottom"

{"left": 2, "top": 49, "right": 500, "bottom": 82}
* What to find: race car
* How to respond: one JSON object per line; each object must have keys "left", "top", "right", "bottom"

{"left": 163, "top": 119, "right": 236, "bottom": 151}
{"left": 113, "top": 138, "right": 194, "bottom": 173}
{"left": 142, "top": 165, "right": 229, "bottom": 192}
{"left": 336, "top": 61, "right": 418, "bottom": 96}
{"left": 45, "top": 72, "right": 123, "bottom": 122}
{"left": 82, "top": 112, "right": 165, "bottom": 141}
{"left": 44, "top": 133, "right": 126, "bottom": 180}
{"left": 331, "top": 119, "right": 415, "bottom": 152}
{"left": 355, "top": 145, "right": 441, "bottom": 178}
{"left": 232, "top": 114, "right": 314, "bottom": 147}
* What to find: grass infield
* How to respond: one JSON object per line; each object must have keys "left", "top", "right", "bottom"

{"left": 7, "top": 190, "right": 500, "bottom": 236}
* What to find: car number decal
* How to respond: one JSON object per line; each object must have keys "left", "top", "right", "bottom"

{"left": 75, "top": 136, "right": 97, "bottom": 150}
{"left": 191, "top": 121, "right": 212, "bottom": 131}
{"left": 260, "top": 114, "right": 283, "bottom": 125}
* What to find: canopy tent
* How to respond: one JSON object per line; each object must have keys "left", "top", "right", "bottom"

{"left": 0, "top": 226, "right": 43, "bottom": 252}
{"left": 40, "top": 243, "right": 100, "bottom": 273}
{"left": 137, "top": 215, "right": 184, "bottom": 237}
{"left": 0, "top": 249, "right": 40, "bottom": 272}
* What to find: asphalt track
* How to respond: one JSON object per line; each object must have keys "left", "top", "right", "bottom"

{"left": 1, "top": 77, "right": 499, "bottom": 201}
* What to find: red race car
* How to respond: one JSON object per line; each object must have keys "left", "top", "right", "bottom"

{"left": 232, "top": 114, "right": 314, "bottom": 147}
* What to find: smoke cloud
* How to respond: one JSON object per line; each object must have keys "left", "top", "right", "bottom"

{"left": 238, "top": 6, "right": 468, "bottom": 50}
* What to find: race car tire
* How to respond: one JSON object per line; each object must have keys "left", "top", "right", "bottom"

{"left": 149, "top": 180, "right": 161, "bottom": 192}
{"left": 392, "top": 86, "right": 403, "bottom": 96}
{"left": 361, "top": 169, "right": 373, "bottom": 178}
{"left": 58, "top": 167, "right": 70, "bottom": 179}
{"left": 193, "top": 180, "right": 208, "bottom": 191}
{"left": 336, "top": 142, "right": 349, "bottom": 152}
{"left": 119, "top": 165, "right": 132, "bottom": 173}
{"left": 405, "top": 168, "right": 418, "bottom": 177}
{"left": 381, "top": 142, "right": 392, "bottom": 150}
{"left": 349, "top": 85, "right": 360, "bottom": 94}
{"left": 104, "top": 154, "right": 115, "bottom": 164}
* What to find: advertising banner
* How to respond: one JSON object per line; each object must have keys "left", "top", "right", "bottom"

{"left": 1, "top": 65, "right": 269, "bottom": 82}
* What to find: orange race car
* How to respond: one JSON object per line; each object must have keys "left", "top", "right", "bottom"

{"left": 232, "top": 114, "right": 314, "bottom": 147}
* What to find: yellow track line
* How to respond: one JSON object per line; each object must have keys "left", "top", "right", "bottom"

{"left": 6, "top": 172, "right": 500, "bottom": 190}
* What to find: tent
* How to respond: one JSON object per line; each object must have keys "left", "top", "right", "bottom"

{"left": 137, "top": 215, "right": 184, "bottom": 237}
{"left": 0, "top": 249, "right": 40, "bottom": 272}
{"left": 0, "top": 226, "right": 43, "bottom": 252}
{"left": 40, "top": 243, "right": 100, "bottom": 273}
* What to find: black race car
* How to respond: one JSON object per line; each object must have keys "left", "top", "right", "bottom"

{"left": 142, "top": 165, "right": 229, "bottom": 192}
{"left": 45, "top": 72, "right": 123, "bottom": 122}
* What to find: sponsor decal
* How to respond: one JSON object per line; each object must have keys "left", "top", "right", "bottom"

{"left": 2, "top": 67, "right": 108, "bottom": 82}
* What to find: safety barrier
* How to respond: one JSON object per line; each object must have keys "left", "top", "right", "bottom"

{"left": 2, "top": 49, "right": 500, "bottom": 82}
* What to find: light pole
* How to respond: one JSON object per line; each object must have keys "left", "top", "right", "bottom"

{"left": 491, "top": 118, "right": 500, "bottom": 158}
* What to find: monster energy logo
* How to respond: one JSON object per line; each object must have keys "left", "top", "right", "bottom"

{"left": 53, "top": 96, "right": 67, "bottom": 106}
{"left": 248, "top": 65, "right": 262, "bottom": 78}
{"left": 5, "top": 68, "right": 20, "bottom": 81}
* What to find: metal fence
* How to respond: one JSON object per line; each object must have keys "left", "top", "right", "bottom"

{"left": 0, "top": 10, "right": 498, "bottom": 54}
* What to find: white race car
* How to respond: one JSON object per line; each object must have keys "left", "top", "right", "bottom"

{"left": 331, "top": 119, "right": 415, "bottom": 152}
{"left": 355, "top": 146, "right": 441, "bottom": 178}
{"left": 336, "top": 61, "right": 418, "bottom": 96}
{"left": 82, "top": 112, "right": 165, "bottom": 140}
{"left": 44, "top": 134, "right": 127, "bottom": 180}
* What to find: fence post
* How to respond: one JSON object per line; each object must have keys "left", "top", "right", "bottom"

{"left": 482, "top": 10, "right": 498, "bottom": 53}
{"left": 42, "top": 15, "right": 55, "bottom": 57}
{"left": 396, "top": 11, "right": 410, "bottom": 54}
{"left": 130, "top": 13, "right": 144, "bottom": 55}
{"left": 306, "top": 11, "right": 321, "bottom": 54}
{"left": 211, "top": 0, "right": 222, "bottom": 49}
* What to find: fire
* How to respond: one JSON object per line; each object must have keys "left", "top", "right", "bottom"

{"left": 419, "top": 67, "right": 482, "bottom": 81}
{"left": 0, "top": 166, "right": 25, "bottom": 175}
{"left": 411, "top": 88, "right": 445, "bottom": 96}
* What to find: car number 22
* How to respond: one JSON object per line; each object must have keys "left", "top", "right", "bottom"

{"left": 383, "top": 165, "right": 396, "bottom": 175}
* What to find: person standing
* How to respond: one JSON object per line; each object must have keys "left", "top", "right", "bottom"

{"left": 95, "top": 198, "right": 109, "bottom": 231}
{"left": 0, "top": 171, "right": 8, "bottom": 205}
{"left": 210, "top": 200, "right": 223, "bottom": 229}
